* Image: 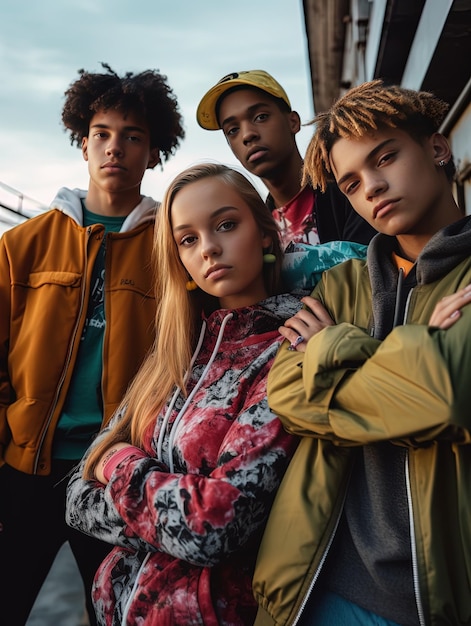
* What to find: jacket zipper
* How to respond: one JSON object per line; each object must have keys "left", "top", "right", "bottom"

{"left": 33, "top": 226, "right": 94, "bottom": 473}
{"left": 100, "top": 231, "right": 109, "bottom": 423}
{"left": 399, "top": 281, "right": 426, "bottom": 625}
{"left": 290, "top": 476, "right": 351, "bottom": 626}
{"left": 405, "top": 453, "right": 426, "bottom": 626}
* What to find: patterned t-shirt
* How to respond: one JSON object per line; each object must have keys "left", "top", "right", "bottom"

{"left": 53, "top": 206, "right": 126, "bottom": 460}
{"left": 271, "top": 185, "right": 321, "bottom": 249}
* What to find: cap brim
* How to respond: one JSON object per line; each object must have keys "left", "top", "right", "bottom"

{"left": 196, "top": 80, "right": 252, "bottom": 130}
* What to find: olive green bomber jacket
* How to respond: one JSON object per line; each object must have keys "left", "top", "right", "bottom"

{"left": 254, "top": 218, "right": 471, "bottom": 625}
{"left": 0, "top": 190, "right": 157, "bottom": 476}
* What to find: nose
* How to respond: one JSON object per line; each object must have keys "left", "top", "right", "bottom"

{"left": 105, "top": 138, "right": 124, "bottom": 157}
{"left": 364, "top": 172, "right": 387, "bottom": 200}
{"left": 201, "top": 235, "right": 221, "bottom": 259}
{"left": 241, "top": 122, "right": 259, "bottom": 145}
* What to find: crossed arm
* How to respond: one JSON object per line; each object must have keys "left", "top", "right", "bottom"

{"left": 279, "top": 285, "right": 471, "bottom": 352}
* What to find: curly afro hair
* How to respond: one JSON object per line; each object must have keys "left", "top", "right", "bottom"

{"left": 62, "top": 62, "right": 185, "bottom": 163}
{"left": 303, "top": 79, "right": 454, "bottom": 191}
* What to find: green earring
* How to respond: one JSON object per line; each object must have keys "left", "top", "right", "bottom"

{"left": 263, "top": 253, "right": 276, "bottom": 264}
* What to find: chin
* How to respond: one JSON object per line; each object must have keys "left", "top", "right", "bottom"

{"left": 249, "top": 163, "right": 273, "bottom": 179}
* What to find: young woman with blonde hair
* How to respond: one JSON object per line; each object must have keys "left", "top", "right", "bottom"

{"left": 66, "top": 162, "right": 301, "bottom": 625}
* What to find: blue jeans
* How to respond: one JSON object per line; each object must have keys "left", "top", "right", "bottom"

{"left": 300, "top": 590, "right": 402, "bottom": 625}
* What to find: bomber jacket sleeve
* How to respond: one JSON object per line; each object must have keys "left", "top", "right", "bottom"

{"left": 65, "top": 425, "right": 161, "bottom": 553}
{"left": 268, "top": 306, "right": 471, "bottom": 447}
{"left": 0, "top": 237, "right": 13, "bottom": 460}
{"left": 66, "top": 364, "right": 298, "bottom": 564}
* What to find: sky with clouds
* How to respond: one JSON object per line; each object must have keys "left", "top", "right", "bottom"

{"left": 0, "top": 0, "right": 314, "bottom": 212}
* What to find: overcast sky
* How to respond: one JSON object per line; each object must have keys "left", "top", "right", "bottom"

{"left": 0, "top": 0, "right": 314, "bottom": 212}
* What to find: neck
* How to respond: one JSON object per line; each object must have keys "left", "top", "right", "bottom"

{"left": 85, "top": 185, "right": 142, "bottom": 217}
{"left": 261, "top": 151, "right": 304, "bottom": 208}
{"left": 396, "top": 196, "right": 463, "bottom": 261}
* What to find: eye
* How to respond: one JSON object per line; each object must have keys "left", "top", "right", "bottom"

{"left": 127, "top": 135, "right": 142, "bottom": 143}
{"left": 254, "top": 113, "right": 269, "bottom": 122}
{"left": 179, "top": 234, "right": 197, "bottom": 247}
{"left": 94, "top": 131, "right": 108, "bottom": 139}
{"left": 218, "top": 220, "right": 237, "bottom": 232}
{"left": 344, "top": 180, "right": 360, "bottom": 196}
{"left": 378, "top": 151, "right": 397, "bottom": 166}
{"left": 225, "top": 126, "right": 239, "bottom": 138}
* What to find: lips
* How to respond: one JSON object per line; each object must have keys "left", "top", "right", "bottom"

{"left": 205, "top": 264, "right": 231, "bottom": 279}
{"left": 373, "top": 198, "right": 398, "bottom": 219}
{"left": 102, "top": 162, "right": 126, "bottom": 171}
{"left": 247, "top": 146, "right": 268, "bottom": 163}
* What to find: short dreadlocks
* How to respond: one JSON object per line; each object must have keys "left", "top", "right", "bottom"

{"left": 303, "top": 79, "right": 454, "bottom": 191}
{"left": 62, "top": 62, "right": 185, "bottom": 163}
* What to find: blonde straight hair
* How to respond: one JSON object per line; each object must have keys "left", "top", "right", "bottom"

{"left": 83, "top": 163, "right": 282, "bottom": 479}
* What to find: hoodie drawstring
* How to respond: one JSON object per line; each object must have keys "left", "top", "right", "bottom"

{"left": 156, "top": 320, "right": 207, "bottom": 463}
{"left": 392, "top": 267, "right": 405, "bottom": 328}
{"left": 157, "top": 313, "right": 234, "bottom": 473}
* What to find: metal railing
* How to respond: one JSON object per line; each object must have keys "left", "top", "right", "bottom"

{"left": 0, "top": 181, "right": 46, "bottom": 235}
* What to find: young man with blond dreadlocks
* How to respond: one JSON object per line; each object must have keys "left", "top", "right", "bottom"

{"left": 253, "top": 80, "right": 471, "bottom": 625}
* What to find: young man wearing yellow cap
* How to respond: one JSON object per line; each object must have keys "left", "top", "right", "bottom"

{"left": 197, "top": 70, "right": 376, "bottom": 249}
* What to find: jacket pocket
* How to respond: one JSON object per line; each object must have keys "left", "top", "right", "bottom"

{"left": 9, "top": 271, "right": 84, "bottom": 389}
{"left": 14, "top": 271, "right": 82, "bottom": 288}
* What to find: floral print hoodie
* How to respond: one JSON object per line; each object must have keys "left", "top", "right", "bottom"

{"left": 66, "top": 294, "right": 301, "bottom": 626}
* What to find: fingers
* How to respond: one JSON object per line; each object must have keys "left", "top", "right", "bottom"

{"left": 429, "top": 285, "right": 471, "bottom": 329}
{"left": 279, "top": 325, "right": 307, "bottom": 352}
{"left": 436, "top": 310, "right": 461, "bottom": 330}
{"left": 301, "top": 296, "right": 335, "bottom": 326}
{"left": 279, "top": 297, "right": 335, "bottom": 352}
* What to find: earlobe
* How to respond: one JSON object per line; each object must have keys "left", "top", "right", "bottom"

{"left": 261, "top": 233, "right": 273, "bottom": 249}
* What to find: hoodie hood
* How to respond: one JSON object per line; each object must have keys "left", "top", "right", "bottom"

{"left": 203, "top": 293, "right": 302, "bottom": 344}
{"left": 367, "top": 215, "right": 471, "bottom": 339}
{"left": 50, "top": 187, "right": 158, "bottom": 232}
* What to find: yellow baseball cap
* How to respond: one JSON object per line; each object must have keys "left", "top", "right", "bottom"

{"left": 197, "top": 70, "right": 291, "bottom": 130}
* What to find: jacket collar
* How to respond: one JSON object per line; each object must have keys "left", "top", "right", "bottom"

{"left": 49, "top": 187, "right": 158, "bottom": 232}
{"left": 203, "top": 294, "right": 301, "bottom": 342}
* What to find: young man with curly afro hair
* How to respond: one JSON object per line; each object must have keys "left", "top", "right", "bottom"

{"left": 253, "top": 80, "right": 471, "bottom": 625}
{"left": 0, "top": 63, "right": 184, "bottom": 626}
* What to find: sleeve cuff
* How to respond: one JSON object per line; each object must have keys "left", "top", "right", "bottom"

{"left": 103, "top": 445, "right": 147, "bottom": 482}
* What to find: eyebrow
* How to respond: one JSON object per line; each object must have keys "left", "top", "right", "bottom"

{"left": 220, "top": 102, "right": 272, "bottom": 129}
{"left": 336, "top": 137, "right": 396, "bottom": 187}
{"left": 90, "top": 122, "right": 147, "bottom": 134}
{"left": 173, "top": 205, "right": 239, "bottom": 232}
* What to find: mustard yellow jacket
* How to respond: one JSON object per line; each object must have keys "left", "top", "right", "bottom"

{"left": 0, "top": 189, "right": 157, "bottom": 475}
{"left": 254, "top": 219, "right": 471, "bottom": 625}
